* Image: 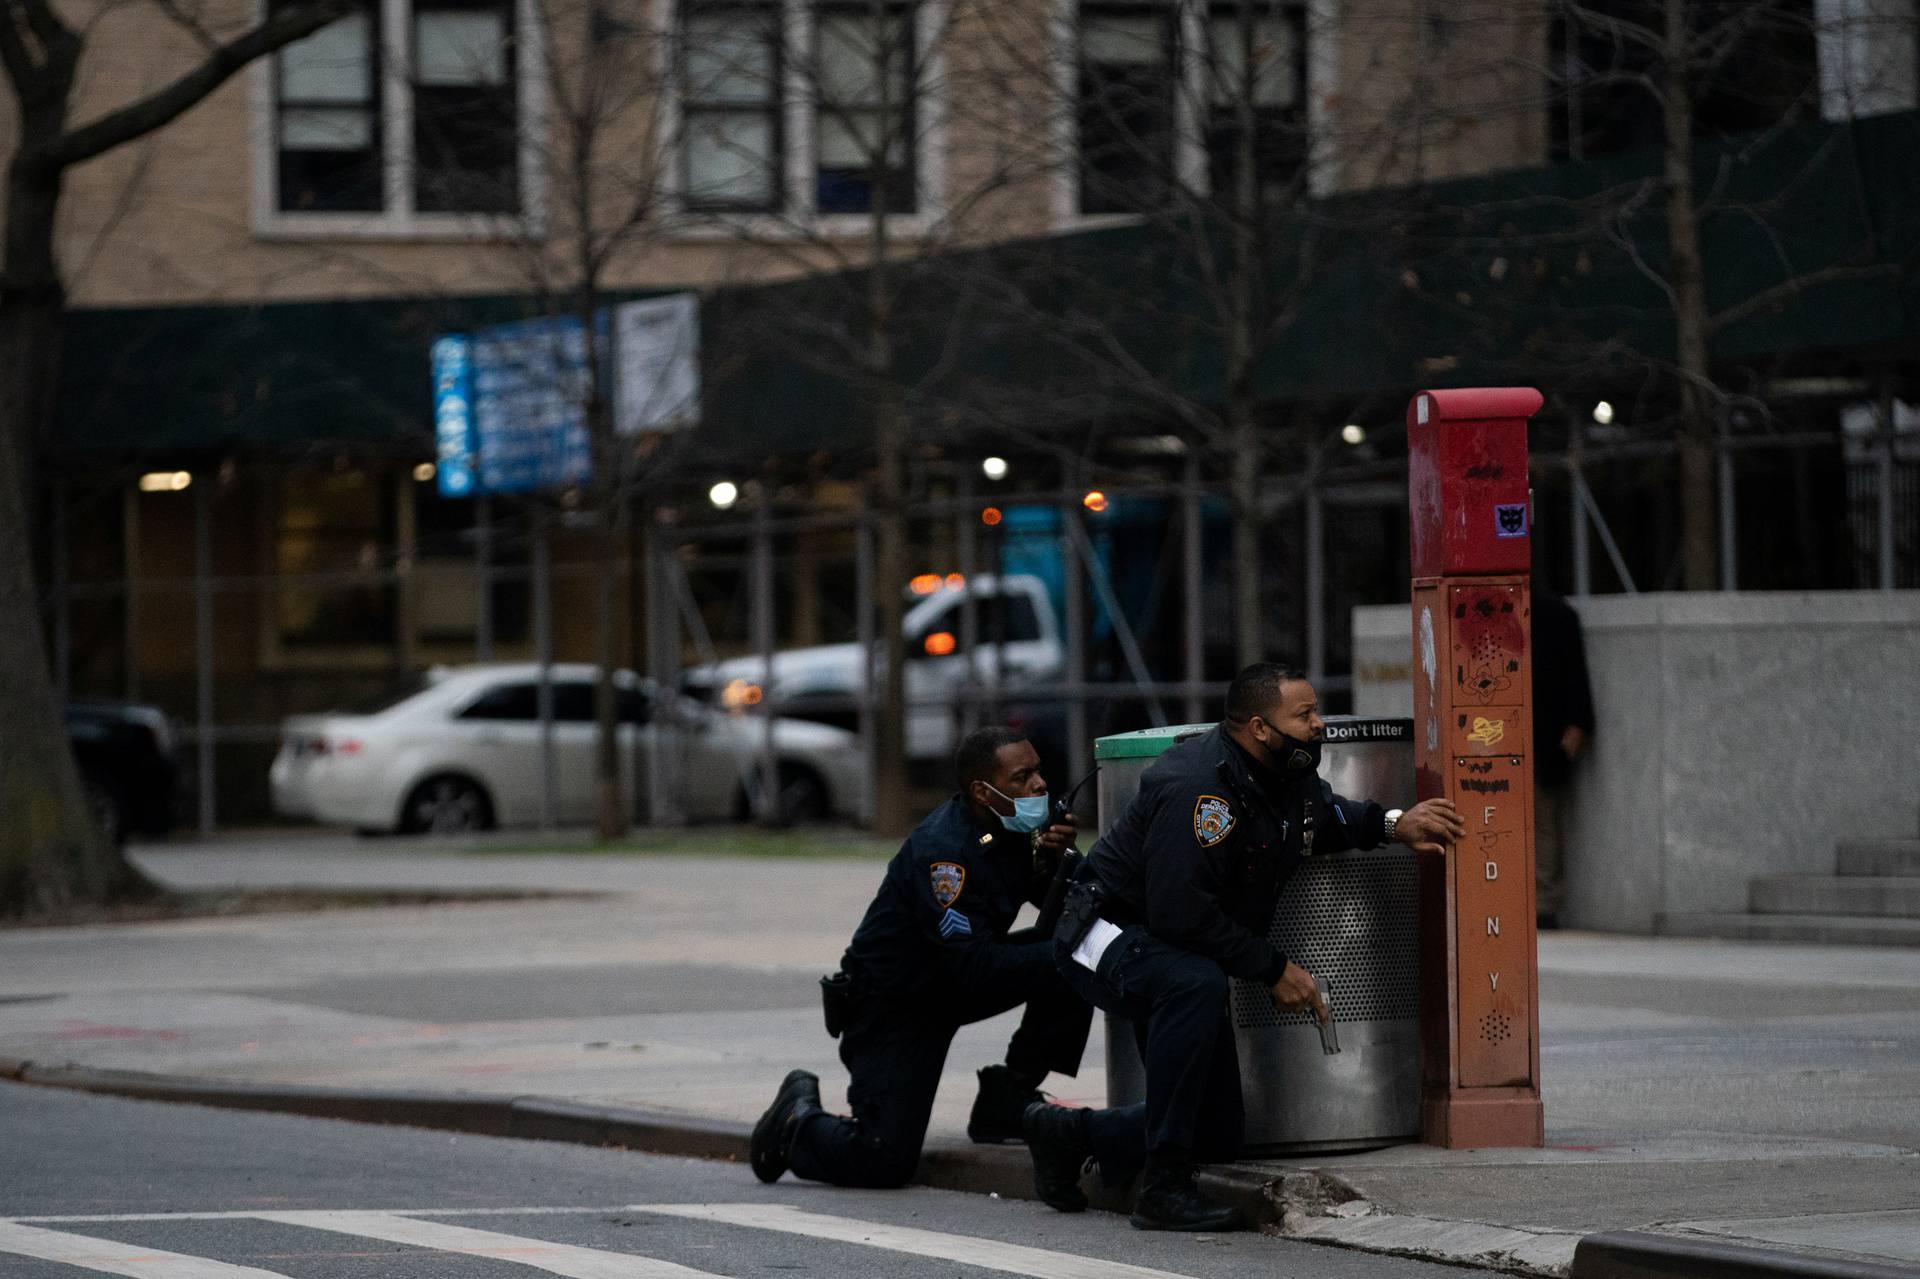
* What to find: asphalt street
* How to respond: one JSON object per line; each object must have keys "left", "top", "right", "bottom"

{"left": 0, "top": 1082, "right": 1456, "bottom": 1278}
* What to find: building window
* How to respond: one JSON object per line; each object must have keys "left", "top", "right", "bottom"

{"left": 414, "top": 0, "right": 519, "bottom": 212}
{"left": 676, "top": 0, "right": 923, "bottom": 218}
{"left": 1202, "top": 3, "right": 1306, "bottom": 205}
{"left": 1077, "top": 5, "right": 1175, "bottom": 214}
{"left": 681, "top": 3, "right": 784, "bottom": 211}
{"left": 271, "top": 0, "right": 524, "bottom": 218}
{"left": 276, "top": 0, "right": 384, "bottom": 212}
{"left": 814, "top": 5, "right": 917, "bottom": 213}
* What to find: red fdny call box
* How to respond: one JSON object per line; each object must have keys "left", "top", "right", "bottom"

{"left": 1407, "top": 387, "right": 1542, "bottom": 580}
{"left": 1406, "top": 386, "right": 1546, "bottom": 1150}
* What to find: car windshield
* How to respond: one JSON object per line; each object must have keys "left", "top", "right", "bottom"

{"left": 346, "top": 673, "right": 438, "bottom": 715}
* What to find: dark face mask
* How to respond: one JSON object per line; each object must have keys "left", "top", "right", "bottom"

{"left": 1272, "top": 731, "right": 1322, "bottom": 772}
{"left": 1251, "top": 722, "right": 1320, "bottom": 774}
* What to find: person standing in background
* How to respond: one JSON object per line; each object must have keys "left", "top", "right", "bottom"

{"left": 1533, "top": 591, "right": 1595, "bottom": 930}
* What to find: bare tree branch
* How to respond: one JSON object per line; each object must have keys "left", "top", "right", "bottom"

{"left": 47, "top": 0, "right": 350, "bottom": 167}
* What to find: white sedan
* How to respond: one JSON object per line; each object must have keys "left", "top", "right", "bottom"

{"left": 270, "top": 663, "right": 867, "bottom": 834}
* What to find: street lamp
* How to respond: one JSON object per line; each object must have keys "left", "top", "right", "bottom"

{"left": 709, "top": 480, "right": 739, "bottom": 510}
{"left": 981, "top": 456, "right": 1009, "bottom": 481}
{"left": 1341, "top": 424, "right": 1367, "bottom": 445}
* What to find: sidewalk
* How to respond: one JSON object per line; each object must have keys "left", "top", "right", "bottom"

{"left": 3, "top": 834, "right": 1918, "bottom": 1277}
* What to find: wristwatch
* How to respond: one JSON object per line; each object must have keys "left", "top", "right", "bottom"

{"left": 1383, "top": 809, "right": 1404, "bottom": 842}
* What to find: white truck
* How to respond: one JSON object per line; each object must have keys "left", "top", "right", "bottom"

{"left": 681, "top": 573, "right": 1064, "bottom": 762}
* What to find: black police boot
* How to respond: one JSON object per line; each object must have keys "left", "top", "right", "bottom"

{"left": 1022, "top": 1101, "right": 1091, "bottom": 1213}
{"left": 967, "top": 1064, "right": 1045, "bottom": 1144}
{"left": 749, "top": 1069, "right": 822, "bottom": 1184}
{"left": 1129, "top": 1153, "right": 1243, "bottom": 1232}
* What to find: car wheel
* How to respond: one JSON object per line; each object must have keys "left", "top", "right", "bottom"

{"left": 82, "top": 776, "right": 124, "bottom": 846}
{"left": 399, "top": 775, "right": 494, "bottom": 835}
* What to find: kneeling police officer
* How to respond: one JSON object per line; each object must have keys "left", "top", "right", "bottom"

{"left": 750, "top": 726, "right": 1094, "bottom": 1189}
{"left": 1024, "top": 663, "right": 1464, "bottom": 1230}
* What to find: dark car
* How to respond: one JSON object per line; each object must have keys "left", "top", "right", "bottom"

{"left": 65, "top": 701, "right": 182, "bottom": 845}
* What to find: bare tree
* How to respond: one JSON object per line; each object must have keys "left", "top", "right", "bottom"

{"left": 0, "top": 0, "right": 351, "bottom": 914}
{"left": 1538, "top": 0, "right": 1907, "bottom": 588}
{"left": 669, "top": 0, "right": 1057, "bottom": 833}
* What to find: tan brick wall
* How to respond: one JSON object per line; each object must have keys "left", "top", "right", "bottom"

{"left": 2, "top": 0, "right": 1551, "bottom": 311}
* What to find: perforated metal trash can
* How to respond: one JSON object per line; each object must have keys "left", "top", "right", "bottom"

{"left": 1095, "top": 717, "right": 1421, "bottom": 1154}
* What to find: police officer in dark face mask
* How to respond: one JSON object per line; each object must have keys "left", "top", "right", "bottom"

{"left": 748, "top": 726, "right": 1094, "bottom": 1190}
{"left": 1023, "top": 663, "right": 1464, "bottom": 1231}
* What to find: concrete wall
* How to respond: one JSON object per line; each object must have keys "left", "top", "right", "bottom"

{"left": 1353, "top": 592, "right": 1920, "bottom": 933}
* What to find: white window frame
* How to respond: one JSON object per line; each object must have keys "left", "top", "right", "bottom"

{"left": 656, "top": 0, "right": 949, "bottom": 239}
{"left": 1048, "top": 0, "right": 1335, "bottom": 227}
{"left": 251, "top": 0, "right": 549, "bottom": 240}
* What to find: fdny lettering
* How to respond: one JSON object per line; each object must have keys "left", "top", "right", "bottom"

{"left": 1484, "top": 806, "right": 1497, "bottom": 825}
{"left": 1487, "top": 916, "right": 1500, "bottom": 937}
{"left": 1485, "top": 860, "right": 1499, "bottom": 881}
{"left": 1193, "top": 796, "right": 1236, "bottom": 848}
{"left": 1490, "top": 971, "right": 1500, "bottom": 991}
{"left": 929, "top": 862, "right": 966, "bottom": 908}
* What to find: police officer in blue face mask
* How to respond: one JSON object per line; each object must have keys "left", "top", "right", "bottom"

{"left": 749, "top": 726, "right": 1094, "bottom": 1189}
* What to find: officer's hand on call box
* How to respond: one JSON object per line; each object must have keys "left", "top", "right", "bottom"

{"left": 1394, "top": 799, "right": 1467, "bottom": 854}
{"left": 1271, "top": 961, "right": 1327, "bottom": 1024}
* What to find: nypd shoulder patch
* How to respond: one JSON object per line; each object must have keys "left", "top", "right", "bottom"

{"left": 930, "top": 861, "right": 966, "bottom": 908}
{"left": 938, "top": 908, "right": 973, "bottom": 939}
{"left": 1193, "top": 795, "right": 1236, "bottom": 848}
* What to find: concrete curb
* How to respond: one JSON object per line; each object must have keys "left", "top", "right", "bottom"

{"left": 1572, "top": 1231, "right": 1920, "bottom": 1279}
{"left": 0, "top": 1057, "right": 748, "bottom": 1161}
{"left": 11, "top": 1059, "right": 1913, "bottom": 1279}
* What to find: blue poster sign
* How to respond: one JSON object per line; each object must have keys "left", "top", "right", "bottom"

{"left": 470, "top": 314, "right": 599, "bottom": 495}
{"left": 431, "top": 314, "right": 607, "bottom": 496}
{"left": 432, "top": 336, "right": 477, "bottom": 498}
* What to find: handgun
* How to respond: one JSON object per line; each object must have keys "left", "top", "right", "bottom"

{"left": 1313, "top": 977, "right": 1340, "bottom": 1055}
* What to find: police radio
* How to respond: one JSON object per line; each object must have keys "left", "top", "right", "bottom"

{"left": 1033, "top": 767, "right": 1099, "bottom": 935}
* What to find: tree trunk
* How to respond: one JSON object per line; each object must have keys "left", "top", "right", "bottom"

{"left": 1663, "top": 0, "right": 1718, "bottom": 591}
{"left": 593, "top": 495, "right": 630, "bottom": 841}
{"left": 0, "top": 152, "right": 151, "bottom": 913}
{"left": 870, "top": 379, "right": 912, "bottom": 838}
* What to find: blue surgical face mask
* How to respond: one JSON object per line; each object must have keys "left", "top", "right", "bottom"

{"left": 984, "top": 783, "right": 1051, "bottom": 834}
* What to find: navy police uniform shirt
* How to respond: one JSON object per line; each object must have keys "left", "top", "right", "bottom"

{"left": 843, "top": 795, "right": 1051, "bottom": 999}
{"left": 1082, "top": 724, "right": 1387, "bottom": 986}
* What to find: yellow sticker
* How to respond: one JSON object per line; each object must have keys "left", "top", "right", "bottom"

{"left": 1466, "top": 717, "right": 1505, "bottom": 746}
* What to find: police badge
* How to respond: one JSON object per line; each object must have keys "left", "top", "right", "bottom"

{"left": 1193, "top": 796, "right": 1236, "bottom": 847}
{"left": 930, "top": 861, "right": 966, "bottom": 907}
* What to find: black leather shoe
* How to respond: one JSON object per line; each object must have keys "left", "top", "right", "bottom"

{"left": 1022, "top": 1101, "right": 1090, "bottom": 1212}
{"left": 967, "top": 1064, "right": 1044, "bottom": 1144}
{"left": 749, "top": 1069, "right": 822, "bottom": 1184}
{"left": 1129, "top": 1164, "right": 1242, "bottom": 1232}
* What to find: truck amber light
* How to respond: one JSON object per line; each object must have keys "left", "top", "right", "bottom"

{"left": 908, "top": 574, "right": 943, "bottom": 595}
{"left": 981, "top": 507, "right": 1002, "bottom": 526}
{"left": 924, "top": 631, "right": 957, "bottom": 657}
{"left": 944, "top": 573, "right": 965, "bottom": 590}
{"left": 1082, "top": 490, "right": 1108, "bottom": 512}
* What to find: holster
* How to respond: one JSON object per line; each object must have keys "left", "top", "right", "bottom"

{"left": 819, "top": 970, "right": 864, "bottom": 1039}
{"left": 1051, "top": 879, "right": 1105, "bottom": 952}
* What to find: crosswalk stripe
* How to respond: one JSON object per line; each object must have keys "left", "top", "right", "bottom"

{"left": 627, "top": 1204, "right": 1205, "bottom": 1279}
{"left": 0, "top": 1220, "right": 296, "bottom": 1278}
{"left": 253, "top": 1210, "right": 725, "bottom": 1278}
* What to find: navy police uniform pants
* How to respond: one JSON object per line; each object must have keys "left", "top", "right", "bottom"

{"left": 788, "top": 938, "right": 1092, "bottom": 1189}
{"left": 1054, "top": 926, "right": 1245, "bottom": 1182}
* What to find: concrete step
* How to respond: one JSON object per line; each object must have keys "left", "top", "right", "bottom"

{"left": 1837, "top": 838, "right": 1920, "bottom": 877}
{"left": 1660, "top": 911, "right": 1920, "bottom": 947}
{"left": 1750, "top": 875, "right": 1920, "bottom": 917}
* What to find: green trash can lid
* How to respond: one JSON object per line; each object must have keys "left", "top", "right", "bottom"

{"left": 1094, "top": 723, "right": 1216, "bottom": 759}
